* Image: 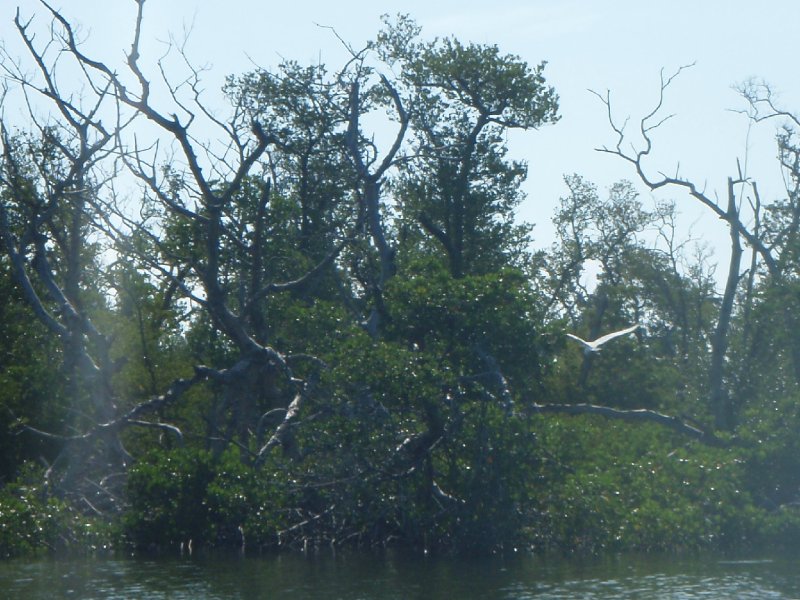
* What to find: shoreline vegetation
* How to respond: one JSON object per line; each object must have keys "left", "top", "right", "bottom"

{"left": 3, "top": 423, "right": 800, "bottom": 559}
{"left": 3, "top": 3, "right": 800, "bottom": 560}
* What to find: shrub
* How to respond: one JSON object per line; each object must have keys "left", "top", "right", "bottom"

{"left": 123, "top": 447, "right": 287, "bottom": 552}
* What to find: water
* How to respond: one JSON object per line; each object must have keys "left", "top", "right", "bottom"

{"left": 0, "top": 551, "right": 798, "bottom": 599}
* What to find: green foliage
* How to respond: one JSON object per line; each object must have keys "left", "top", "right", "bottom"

{"left": 0, "top": 267, "right": 65, "bottom": 480}
{"left": 6, "top": 8, "right": 800, "bottom": 562}
{"left": 388, "top": 27, "right": 558, "bottom": 277}
{"left": 532, "top": 418, "right": 762, "bottom": 553}
{"left": 738, "top": 389, "right": 800, "bottom": 509}
{"left": 0, "top": 484, "right": 65, "bottom": 558}
{"left": 0, "top": 465, "right": 115, "bottom": 558}
{"left": 123, "top": 447, "right": 288, "bottom": 551}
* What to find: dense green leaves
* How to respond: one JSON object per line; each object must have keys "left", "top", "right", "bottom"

{"left": 4, "top": 8, "right": 800, "bottom": 560}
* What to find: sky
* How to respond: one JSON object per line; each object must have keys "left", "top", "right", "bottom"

{"left": 4, "top": 0, "right": 800, "bottom": 274}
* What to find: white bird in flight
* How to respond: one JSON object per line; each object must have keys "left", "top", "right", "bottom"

{"left": 566, "top": 324, "right": 639, "bottom": 353}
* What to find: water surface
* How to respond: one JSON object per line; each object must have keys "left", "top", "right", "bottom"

{"left": 1, "top": 550, "right": 798, "bottom": 598}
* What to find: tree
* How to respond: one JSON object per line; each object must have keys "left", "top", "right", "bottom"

{"left": 0, "top": 79, "right": 130, "bottom": 502}
{"left": 543, "top": 175, "right": 717, "bottom": 413}
{"left": 388, "top": 22, "right": 559, "bottom": 278}
{"left": 0, "top": 3, "right": 738, "bottom": 555}
{"left": 0, "top": 0, "right": 336, "bottom": 502}
{"left": 592, "top": 67, "right": 767, "bottom": 430}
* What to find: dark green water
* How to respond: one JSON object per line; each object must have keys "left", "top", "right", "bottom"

{"left": 1, "top": 551, "right": 798, "bottom": 599}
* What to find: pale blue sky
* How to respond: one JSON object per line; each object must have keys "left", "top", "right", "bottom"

{"left": 5, "top": 1, "right": 800, "bottom": 265}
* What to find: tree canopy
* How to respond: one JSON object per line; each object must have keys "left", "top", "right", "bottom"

{"left": 1, "top": 3, "right": 800, "bottom": 557}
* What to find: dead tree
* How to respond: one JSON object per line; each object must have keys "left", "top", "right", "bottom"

{"left": 591, "top": 67, "right": 768, "bottom": 429}
{"left": 0, "top": 0, "right": 343, "bottom": 498}
{"left": 0, "top": 9, "right": 137, "bottom": 504}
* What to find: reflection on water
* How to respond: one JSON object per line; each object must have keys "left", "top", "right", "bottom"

{"left": 0, "top": 550, "right": 799, "bottom": 599}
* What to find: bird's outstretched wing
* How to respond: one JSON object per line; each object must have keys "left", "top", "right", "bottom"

{"left": 591, "top": 324, "right": 639, "bottom": 347}
{"left": 565, "top": 332, "right": 592, "bottom": 349}
{"left": 565, "top": 324, "right": 639, "bottom": 352}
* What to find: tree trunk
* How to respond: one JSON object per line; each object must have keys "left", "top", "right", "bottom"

{"left": 709, "top": 178, "right": 742, "bottom": 430}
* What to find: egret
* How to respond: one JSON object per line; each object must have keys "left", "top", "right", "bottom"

{"left": 566, "top": 324, "right": 639, "bottom": 353}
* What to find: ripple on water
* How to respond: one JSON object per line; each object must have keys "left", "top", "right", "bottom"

{"left": 0, "top": 552, "right": 799, "bottom": 599}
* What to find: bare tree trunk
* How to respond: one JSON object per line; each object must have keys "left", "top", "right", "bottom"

{"left": 709, "top": 178, "right": 742, "bottom": 430}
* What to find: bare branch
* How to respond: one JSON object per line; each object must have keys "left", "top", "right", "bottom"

{"left": 530, "top": 402, "right": 728, "bottom": 446}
